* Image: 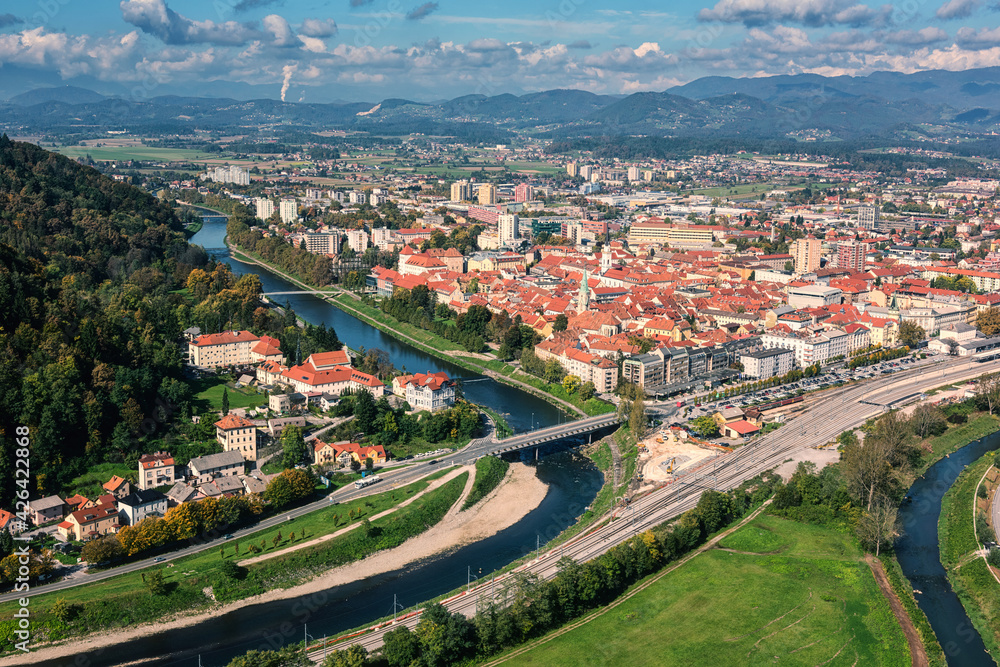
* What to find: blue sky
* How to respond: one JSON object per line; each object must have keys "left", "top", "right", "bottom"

{"left": 1, "top": 0, "right": 999, "bottom": 101}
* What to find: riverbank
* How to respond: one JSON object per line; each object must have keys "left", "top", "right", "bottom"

{"left": 225, "top": 237, "right": 604, "bottom": 418}
{"left": 4, "top": 463, "right": 548, "bottom": 666}
{"left": 938, "top": 452, "right": 1000, "bottom": 660}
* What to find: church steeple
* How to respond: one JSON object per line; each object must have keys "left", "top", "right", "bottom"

{"left": 578, "top": 269, "right": 590, "bottom": 314}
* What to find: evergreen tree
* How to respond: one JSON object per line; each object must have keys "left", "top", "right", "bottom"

{"left": 222, "top": 387, "right": 230, "bottom": 416}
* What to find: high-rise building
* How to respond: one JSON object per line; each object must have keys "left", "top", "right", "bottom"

{"left": 346, "top": 230, "right": 368, "bottom": 253}
{"left": 304, "top": 233, "right": 342, "bottom": 255}
{"left": 498, "top": 213, "right": 519, "bottom": 245}
{"left": 254, "top": 197, "right": 275, "bottom": 221}
{"left": 838, "top": 241, "right": 866, "bottom": 272}
{"left": 279, "top": 199, "right": 298, "bottom": 224}
{"left": 204, "top": 165, "right": 250, "bottom": 185}
{"left": 450, "top": 180, "right": 472, "bottom": 202}
{"left": 514, "top": 183, "right": 533, "bottom": 203}
{"left": 627, "top": 166, "right": 641, "bottom": 182}
{"left": 579, "top": 165, "right": 594, "bottom": 180}
{"left": 792, "top": 237, "right": 821, "bottom": 274}
{"left": 566, "top": 162, "right": 579, "bottom": 177}
{"left": 858, "top": 204, "right": 881, "bottom": 230}
{"left": 477, "top": 183, "right": 497, "bottom": 206}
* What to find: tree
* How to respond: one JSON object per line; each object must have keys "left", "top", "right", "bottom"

{"left": 562, "top": 374, "right": 581, "bottom": 394}
{"left": 689, "top": 415, "right": 720, "bottom": 438}
{"left": 265, "top": 468, "right": 316, "bottom": 508}
{"left": 382, "top": 626, "right": 422, "bottom": 667}
{"left": 543, "top": 358, "right": 566, "bottom": 384}
{"left": 629, "top": 394, "right": 646, "bottom": 435}
{"left": 80, "top": 535, "right": 124, "bottom": 564}
{"left": 553, "top": 314, "right": 568, "bottom": 332}
{"left": 354, "top": 389, "right": 377, "bottom": 433}
{"left": 978, "top": 307, "right": 1000, "bottom": 336}
{"left": 364, "top": 457, "right": 374, "bottom": 472}
{"left": 281, "top": 425, "right": 308, "bottom": 469}
{"left": 579, "top": 381, "right": 596, "bottom": 401}
{"left": 225, "top": 647, "right": 310, "bottom": 667}
{"left": 322, "top": 645, "right": 368, "bottom": 667}
{"left": 898, "top": 321, "right": 926, "bottom": 348}
{"left": 909, "top": 404, "right": 946, "bottom": 438}
{"left": 144, "top": 569, "right": 169, "bottom": 595}
{"left": 976, "top": 374, "right": 1000, "bottom": 416}
{"left": 856, "top": 500, "right": 901, "bottom": 557}
{"left": 221, "top": 387, "right": 230, "bottom": 416}
{"left": 784, "top": 260, "right": 794, "bottom": 272}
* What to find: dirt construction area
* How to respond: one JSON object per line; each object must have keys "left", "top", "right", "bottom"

{"left": 640, "top": 429, "right": 722, "bottom": 484}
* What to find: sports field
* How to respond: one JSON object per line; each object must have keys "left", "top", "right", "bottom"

{"left": 508, "top": 514, "right": 909, "bottom": 666}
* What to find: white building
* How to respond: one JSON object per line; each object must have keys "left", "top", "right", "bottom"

{"left": 279, "top": 199, "right": 298, "bottom": 224}
{"left": 255, "top": 197, "right": 275, "bottom": 221}
{"left": 116, "top": 490, "right": 168, "bottom": 526}
{"left": 761, "top": 331, "right": 831, "bottom": 367}
{"left": 498, "top": 213, "right": 519, "bottom": 245}
{"left": 740, "top": 348, "right": 794, "bottom": 379}
{"left": 372, "top": 227, "right": 395, "bottom": 250}
{"left": 204, "top": 165, "right": 250, "bottom": 185}
{"left": 304, "top": 233, "right": 341, "bottom": 255}
{"left": 346, "top": 230, "right": 368, "bottom": 253}
{"left": 787, "top": 285, "right": 842, "bottom": 309}
{"left": 858, "top": 204, "right": 880, "bottom": 230}
{"left": 403, "top": 372, "right": 456, "bottom": 411}
{"left": 627, "top": 166, "right": 641, "bottom": 182}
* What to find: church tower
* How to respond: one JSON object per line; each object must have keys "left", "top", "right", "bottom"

{"left": 578, "top": 269, "right": 590, "bottom": 314}
{"left": 601, "top": 250, "right": 612, "bottom": 275}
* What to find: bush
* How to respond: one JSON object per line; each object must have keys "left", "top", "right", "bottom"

{"left": 976, "top": 514, "right": 996, "bottom": 545}
{"left": 219, "top": 560, "right": 246, "bottom": 580}
{"left": 988, "top": 549, "right": 1000, "bottom": 567}
{"left": 462, "top": 457, "right": 509, "bottom": 510}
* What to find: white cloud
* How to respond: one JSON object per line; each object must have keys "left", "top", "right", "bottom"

{"left": 120, "top": 0, "right": 258, "bottom": 45}
{"left": 935, "top": 0, "right": 981, "bottom": 19}
{"left": 699, "top": 0, "right": 887, "bottom": 27}
{"left": 956, "top": 25, "right": 1000, "bottom": 47}
{"left": 299, "top": 18, "right": 337, "bottom": 38}
{"left": 262, "top": 14, "right": 294, "bottom": 47}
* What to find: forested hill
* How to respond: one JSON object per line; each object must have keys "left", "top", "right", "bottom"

{"left": 0, "top": 136, "right": 208, "bottom": 504}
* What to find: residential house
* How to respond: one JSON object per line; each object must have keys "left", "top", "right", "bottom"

{"left": 117, "top": 490, "right": 169, "bottom": 526}
{"left": 215, "top": 414, "right": 259, "bottom": 461}
{"left": 58, "top": 497, "right": 119, "bottom": 541}
{"left": 403, "top": 372, "right": 456, "bottom": 411}
{"left": 0, "top": 510, "right": 27, "bottom": 535}
{"left": 188, "top": 450, "right": 245, "bottom": 485}
{"left": 314, "top": 441, "right": 388, "bottom": 467}
{"left": 166, "top": 481, "right": 198, "bottom": 507}
{"left": 138, "top": 451, "right": 176, "bottom": 491}
{"left": 268, "top": 416, "right": 308, "bottom": 438}
{"left": 102, "top": 476, "right": 131, "bottom": 499}
{"left": 188, "top": 330, "right": 283, "bottom": 367}
{"left": 712, "top": 407, "right": 746, "bottom": 429}
{"left": 27, "top": 496, "right": 66, "bottom": 526}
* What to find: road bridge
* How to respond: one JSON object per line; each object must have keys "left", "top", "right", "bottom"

{"left": 486, "top": 413, "right": 621, "bottom": 456}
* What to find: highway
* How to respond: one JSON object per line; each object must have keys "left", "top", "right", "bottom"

{"left": 306, "top": 355, "right": 1000, "bottom": 661}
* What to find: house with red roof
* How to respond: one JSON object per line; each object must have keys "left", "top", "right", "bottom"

{"left": 215, "top": 414, "right": 260, "bottom": 461}
{"left": 402, "top": 371, "right": 456, "bottom": 411}
{"left": 57, "top": 496, "right": 119, "bottom": 542}
{"left": 188, "top": 330, "right": 283, "bottom": 367}
{"left": 313, "top": 441, "right": 388, "bottom": 467}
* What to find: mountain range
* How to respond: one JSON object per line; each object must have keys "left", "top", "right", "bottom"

{"left": 6, "top": 67, "right": 1000, "bottom": 144}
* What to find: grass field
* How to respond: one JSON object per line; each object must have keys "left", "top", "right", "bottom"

{"left": 190, "top": 376, "right": 265, "bottom": 412}
{"left": 0, "top": 470, "right": 461, "bottom": 647}
{"left": 66, "top": 463, "right": 136, "bottom": 498}
{"left": 508, "top": 514, "right": 908, "bottom": 667}
{"left": 54, "top": 146, "right": 230, "bottom": 162}
{"left": 938, "top": 452, "right": 1000, "bottom": 657}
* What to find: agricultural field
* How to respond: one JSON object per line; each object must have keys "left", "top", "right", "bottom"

{"left": 53, "top": 145, "right": 229, "bottom": 162}
{"left": 509, "top": 514, "right": 908, "bottom": 667}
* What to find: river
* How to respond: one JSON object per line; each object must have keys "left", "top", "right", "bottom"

{"left": 190, "top": 217, "right": 566, "bottom": 434}
{"left": 896, "top": 432, "right": 1000, "bottom": 666}
{"left": 25, "top": 217, "right": 604, "bottom": 666}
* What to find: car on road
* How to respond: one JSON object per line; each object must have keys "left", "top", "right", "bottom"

{"left": 224, "top": 534, "right": 234, "bottom": 540}
{"left": 154, "top": 557, "right": 165, "bottom": 562}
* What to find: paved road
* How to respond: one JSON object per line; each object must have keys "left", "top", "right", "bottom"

{"left": 308, "top": 355, "right": 1000, "bottom": 661}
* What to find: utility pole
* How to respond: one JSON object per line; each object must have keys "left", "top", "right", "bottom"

{"left": 393, "top": 594, "right": 403, "bottom": 622}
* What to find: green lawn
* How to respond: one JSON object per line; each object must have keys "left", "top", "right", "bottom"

{"left": 0, "top": 470, "right": 462, "bottom": 649}
{"left": 938, "top": 452, "right": 1000, "bottom": 657}
{"left": 66, "top": 463, "right": 136, "bottom": 498}
{"left": 508, "top": 515, "right": 908, "bottom": 667}
{"left": 190, "top": 376, "right": 265, "bottom": 412}
{"left": 916, "top": 414, "right": 1000, "bottom": 477}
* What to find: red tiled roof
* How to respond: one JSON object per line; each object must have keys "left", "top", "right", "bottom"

{"left": 190, "top": 331, "right": 260, "bottom": 347}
